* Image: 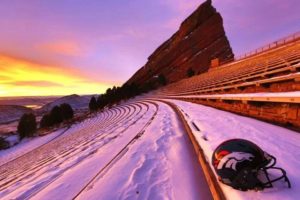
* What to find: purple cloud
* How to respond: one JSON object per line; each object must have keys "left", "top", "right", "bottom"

{"left": 0, "top": 0, "right": 299, "bottom": 95}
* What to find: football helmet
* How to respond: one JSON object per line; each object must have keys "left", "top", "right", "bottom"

{"left": 212, "top": 139, "right": 291, "bottom": 191}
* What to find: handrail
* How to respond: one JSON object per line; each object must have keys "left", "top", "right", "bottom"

{"left": 220, "top": 31, "right": 300, "bottom": 65}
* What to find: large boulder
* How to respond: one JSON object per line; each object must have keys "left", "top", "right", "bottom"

{"left": 127, "top": 0, "right": 234, "bottom": 85}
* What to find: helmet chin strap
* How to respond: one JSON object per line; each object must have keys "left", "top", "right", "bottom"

{"left": 258, "top": 154, "right": 291, "bottom": 189}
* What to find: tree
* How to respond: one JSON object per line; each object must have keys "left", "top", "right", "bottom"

{"left": 96, "top": 95, "right": 106, "bottom": 110}
{"left": 40, "top": 104, "right": 74, "bottom": 128}
{"left": 40, "top": 113, "right": 53, "bottom": 128}
{"left": 0, "top": 137, "right": 10, "bottom": 150}
{"left": 50, "top": 106, "right": 63, "bottom": 124}
{"left": 89, "top": 96, "right": 98, "bottom": 111}
{"left": 158, "top": 74, "right": 167, "bottom": 86}
{"left": 18, "top": 113, "right": 37, "bottom": 139}
{"left": 187, "top": 68, "right": 195, "bottom": 77}
{"left": 60, "top": 103, "right": 74, "bottom": 120}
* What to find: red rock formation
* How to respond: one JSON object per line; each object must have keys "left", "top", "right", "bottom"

{"left": 126, "top": 0, "right": 234, "bottom": 85}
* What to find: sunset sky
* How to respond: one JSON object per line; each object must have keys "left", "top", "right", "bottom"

{"left": 0, "top": 0, "right": 299, "bottom": 97}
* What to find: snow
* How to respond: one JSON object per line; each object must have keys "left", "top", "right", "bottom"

{"left": 76, "top": 102, "right": 210, "bottom": 200}
{"left": 169, "top": 99, "right": 300, "bottom": 200}
{"left": 0, "top": 121, "right": 18, "bottom": 135}
{"left": 29, "top": 102, "right": 155, "bottom": 199}
{"left": 4, "top": 135, "right": 18, "bottom": 146}
{"left": 0, "top": 127, "right": 68, "bottom": 166}
{"left": 163, "top": 70, "right": 300, "bottom": 96}
{"left": 0, "top": 97, "right": 299, "bottom": 200}
{"left": 169, "top": 91, "right": 300, "bottom": 98}
{"left": 0, "top": 100, "right": 211, "bottom": 199}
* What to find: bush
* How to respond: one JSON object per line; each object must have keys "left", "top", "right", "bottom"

{"left": 40, "top": 113, "right": 53, "bottom": 128}
{"left": 158, "top": 74, "right": 167, "bottom": 86}
{"left": 96, "top": 95, "right": 107, "bottom": 110}
{"left": 89, "top": 96, "right": 98, "bottom": 112}
{"left": 91, "top": 82, "right": 145, "bottom": 112}
{"left": 60, "top": 103, "right": 74, "bottom": 120}
{"left": 18, "top": 113, "right": 37, "bottom": 139}
{"left": 40, "top": 104, "right": 74, "bottom": 128}
{"left": 50, "top": 106, "right": 63, "bottom": 124}
{"left": 0, "top": 137, "right": 10, "bottom": 150}
{"left": 187, "top": 68, "right": 195, "bottom": 77}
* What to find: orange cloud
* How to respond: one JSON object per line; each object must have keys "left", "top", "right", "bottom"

{"left": 5, "top": 81, "right": 63, "bottom": 87}
{"left": 0, "top": 55, "right": 111, "bottom": 97}
{"left": 38, "top": 40, "right": 83, "bottom": 56}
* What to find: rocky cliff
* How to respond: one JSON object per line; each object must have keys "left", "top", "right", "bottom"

{"left": 126, "top": 0, "right": 233, "bottom": 85}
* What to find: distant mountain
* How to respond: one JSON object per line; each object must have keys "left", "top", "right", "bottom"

{"left": 0, "top": 105, "right": 33, "bottom": 124}
{"left": 38, "top": 94, "right": 90, "bottom": 112}
{"left": 0, "top": 96, "right": 59, "bottom": 109}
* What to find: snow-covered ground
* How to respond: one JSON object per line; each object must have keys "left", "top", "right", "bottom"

{"left": 169, "top": 99, "right": 300, "bottom": 200}
{"left": 165, "top": 91, "right": 300, "bottom": 99}
{"left": 0, "top": 128, "right": 68, "bottom": 166}
{"left": 0, "top": 98, "right": 299, "bottom": 200}
{"left": 0, "top": 121, "right": 18, "bottom": 136}
{"left": 0, "top": 100, "right": 211, "bottom": 200}
{"left": 75, "top": 101, "right": 210, "bottom": 200}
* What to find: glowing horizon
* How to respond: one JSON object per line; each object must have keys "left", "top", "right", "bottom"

{"left": 0, "top": 0, "right": 299, "bottom": 97}
{"left": 0, "top": 55, "right": 112, "bottom": 97}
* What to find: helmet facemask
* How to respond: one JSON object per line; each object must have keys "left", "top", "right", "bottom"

{"left": 256, "top": 153, "right": 291, "bottom": 190}
{"left": 228, "top": 152, "right": 291, "bottom": 191}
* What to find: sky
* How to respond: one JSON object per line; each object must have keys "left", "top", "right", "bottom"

{"left": 0, "top": 0, "right": 299, "bottom": 97}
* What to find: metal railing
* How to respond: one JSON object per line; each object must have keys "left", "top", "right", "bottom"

{"left": 219, "top": 31, "right": 300, "bottom": 66}
{"left": 236, "top": 31, "right": 300, "bottom": 61}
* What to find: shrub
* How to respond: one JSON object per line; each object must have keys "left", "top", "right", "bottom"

{"left": 96, "top": 95, "right": 106, "bottom": 110}
{"left": 89, "top": 96, "right": 98, "bottom": 112}
{"left": 40, "top": 113, "right": 53, "bottom": 128}
{"left": 50, "top": 106, "right": 63, "bottom": 124}
{"left": 187, "top": 68, "right": 195, "bottom": 77}
{"left": 158, "top": 74, "right": 167, "bottom": 86}
{"left": 40, "top": 104, "right": 74, "bottom": 128}
{"left": 18, "top": 113, "right": 37, "bottom": 139}
{"left": 0, "top": 137, "right": 10, "bottom": 150}
{"left": 60, "top": 103, "right": 74, "bottom": 120}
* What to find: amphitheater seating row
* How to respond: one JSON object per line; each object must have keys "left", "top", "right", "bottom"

{"left": 0, "top": 101, "right": 150, "bottom": 190}
{"left": 158, "top": 40, "right": 300, "bottom": 96}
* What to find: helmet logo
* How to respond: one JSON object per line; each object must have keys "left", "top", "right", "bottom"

{"left": 217, "top": 152, "right": 254, "bottom": 171}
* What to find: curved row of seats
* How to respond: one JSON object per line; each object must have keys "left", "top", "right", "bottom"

{"left": 157, "top": 39, "right": 300, "bottom": 97}
{"left": 0, "top": 101, "right": 152, "bottom": 198}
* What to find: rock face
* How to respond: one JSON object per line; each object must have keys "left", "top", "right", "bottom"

{"left": 126, "top": 0, "right": 234, "bottom": 85}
